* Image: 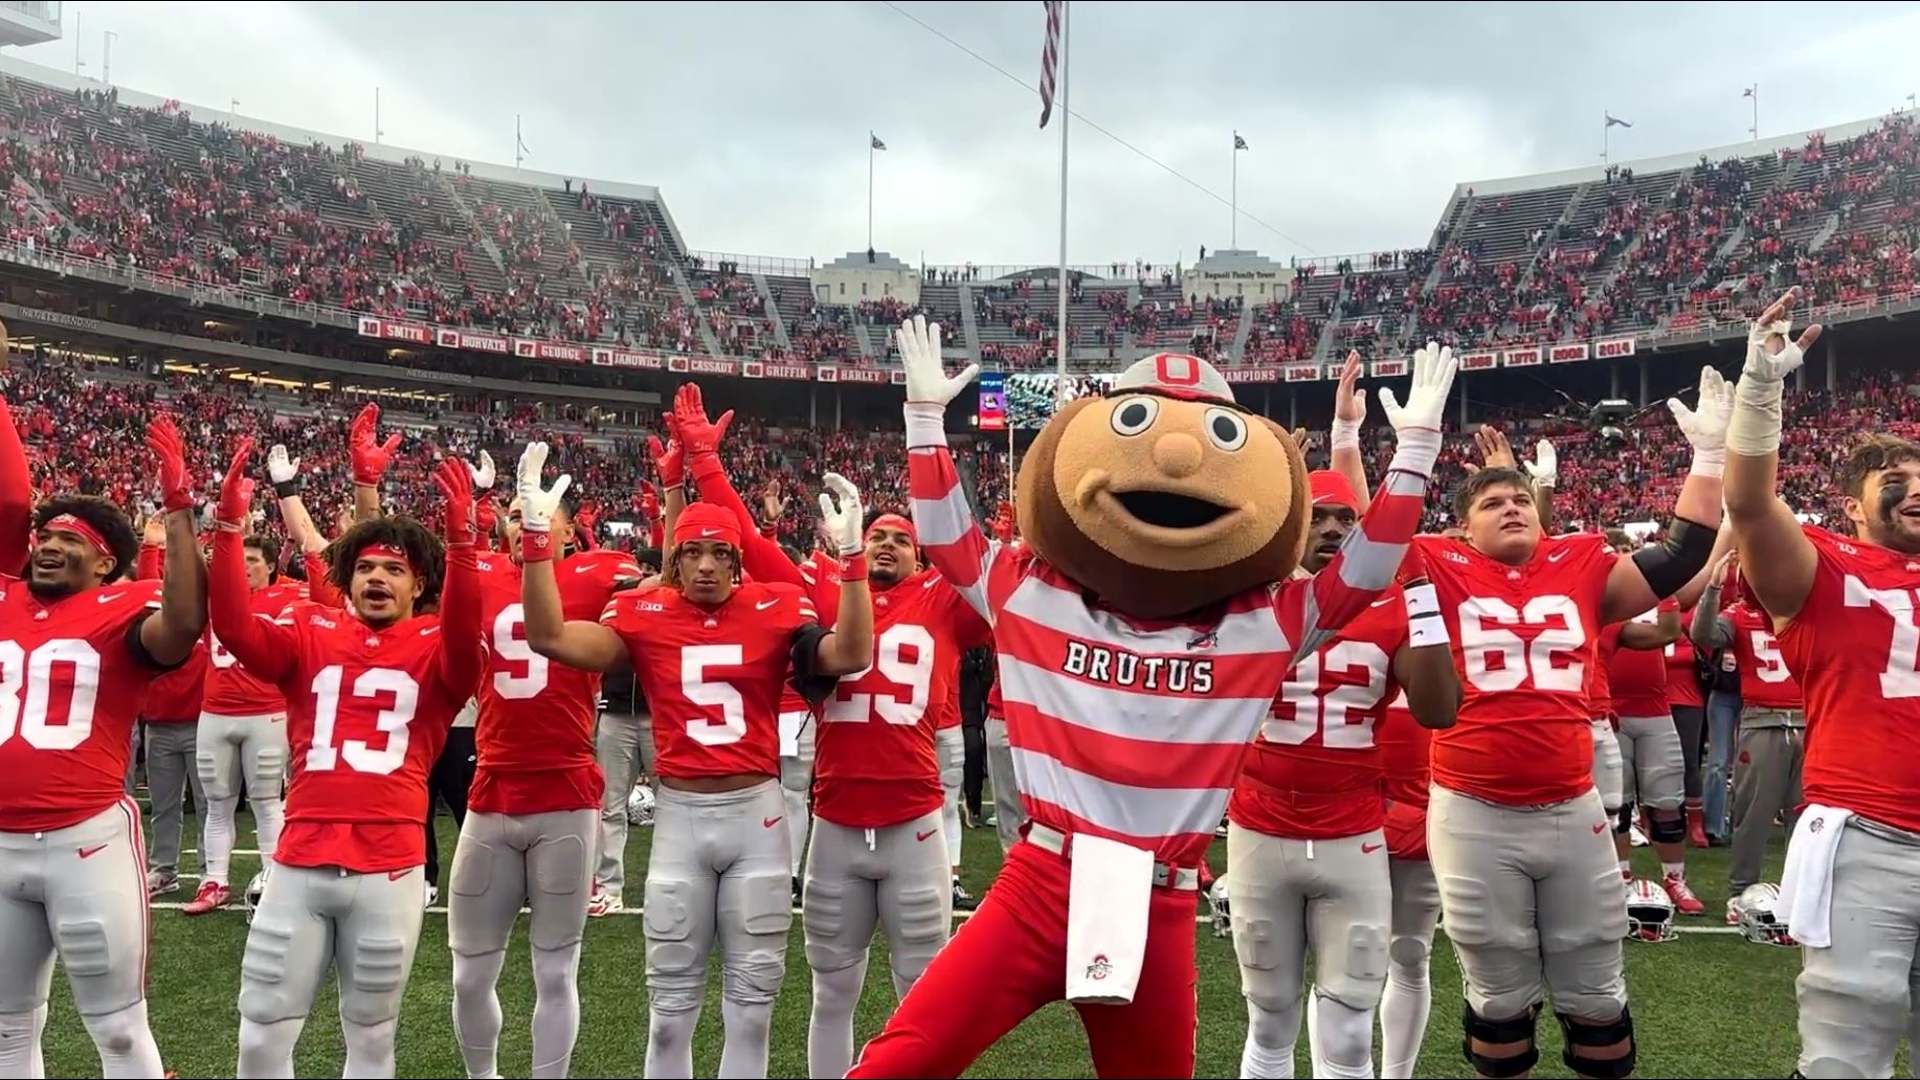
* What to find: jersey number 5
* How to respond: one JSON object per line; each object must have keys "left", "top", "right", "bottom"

{"left": 0, "top": 639, "right": 100, "bottom": 750}
{"left": 825, "top": 623, "right": 937, "bottom": 726}
{"left": 307, "top": 665, "right": 419, "bottom": 774}
{"left": 1458, "top": 595, "right": 1586, "bottom": 693}
{"left": 491, "top": 604, "right": 549, "bottom": 700}
{"left": 682, "top": 644, "right": 748, "bottom": 746}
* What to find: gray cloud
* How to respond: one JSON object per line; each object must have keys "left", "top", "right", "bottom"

{"left": 21, "top": 0, "right": 1920, "bottom": 271}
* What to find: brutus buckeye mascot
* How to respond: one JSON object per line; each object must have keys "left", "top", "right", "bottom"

{"left": 843, "top": 316, "right": 1456, "bottom": 1078}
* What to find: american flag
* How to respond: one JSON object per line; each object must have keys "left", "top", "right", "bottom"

{"left": 1038, "top": 0, "right": 1064, "bottom": 129}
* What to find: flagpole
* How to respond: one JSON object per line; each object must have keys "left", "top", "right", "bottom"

{"left": 1749, "top": 85, "right": 1759, "bottom": 141}
{"left": 1054, "top": 0, "right": 1071, "bottom": 394}
{"left": 868, "top": 131, "right": 875, "bottom": 250}
{"left": 1231, "top": 130, "right": 1238, "bottom": 249}
{"left": 1602, "top": 113, "right": 1609, "bottom": 165}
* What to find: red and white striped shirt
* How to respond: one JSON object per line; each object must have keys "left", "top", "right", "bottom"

{"left": 907, "top": 439, "right": 1430, "bottom": 866}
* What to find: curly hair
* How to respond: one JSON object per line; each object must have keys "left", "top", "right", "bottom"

{"left": 660, "top": 541, "right": 742, "bottom": 590}
{"left": 323, "top": 515, "right": 445, "bottom": 611}
{"left": 33, "top": 495, "right": 138, "bottom": 583}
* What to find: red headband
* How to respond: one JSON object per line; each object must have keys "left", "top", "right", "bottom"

{"left": 867, "top": 513, "right": 919, "bottom": 547}
{"left": 674, "top": 502, "right": 741, "bottom": 551}
{"left": 45, "top": 513, "right": 108, "bottom": 555}
{"left": 356, "top": 542, "right": 414, "bottom": 572}
{"left": 1309, "top": 470, "right": 1360, "bottom": 511}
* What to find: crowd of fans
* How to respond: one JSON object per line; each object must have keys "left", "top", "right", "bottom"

{"left": 0, "top": 73, "right": 1910, "bottom": 381}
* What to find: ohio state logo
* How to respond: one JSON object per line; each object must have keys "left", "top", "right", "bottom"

{"left": 1085, "top": 954, "right": 1112, "bottom": 981}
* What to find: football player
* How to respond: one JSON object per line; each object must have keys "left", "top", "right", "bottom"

{"left": 520, "top": 452, "right": 874, "bottom": 1080}
{"left": 1226, "top": 470, "right": 1459, "bottom": 1080}
{"left": 448, "top": 444, "right": 641, "bottom": 1080}
{"left": 1410, "top": 367, "right": 1729, "bottom": 1080}
{"left": 0, "top": 411, "right": 204, "bottom": 1079}
{"left": 805, "top": 512, "right": 990, "bottom": 1079}
{"left": 210, "top": 442, "right": 484, "bottom": 1079}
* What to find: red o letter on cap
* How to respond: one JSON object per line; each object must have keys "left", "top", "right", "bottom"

{"left": 1154, "top": 353, "right": 1202, "bottom": 387}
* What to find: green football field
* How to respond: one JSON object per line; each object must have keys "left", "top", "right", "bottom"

{"left": 36, "top": 804, "right": 1832, "bottom": 1078}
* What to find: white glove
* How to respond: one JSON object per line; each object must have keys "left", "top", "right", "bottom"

{"left": 470, "top": 449, "right": 496, "bottom": 492}
{"left": 817, "top": 472, "right": 865, "bottom": 557}
{"left": 515, "top": 441, "right": 571, "bottom": 534}
{"left": 267, "top": 444, "right": 299, "bottom": 485}
{"left": 1743, "top": 318, "right": 1806, "bottom": 384}
{"left": 896, "top": 315, "right": 977, "bottom": 450}
{"left": 1523, "top": 439, "right": 1558, "bottom": 488}
{"left": 1377, "top": 340, "right": 1457, "bottom": 472}
{"left": 1669, "top": 366, "right": 1734, "bottom": 477}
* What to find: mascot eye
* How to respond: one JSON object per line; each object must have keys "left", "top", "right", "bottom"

{"left": 1110, "top": 396, "right": 1159, "bottom": 437}
{"left": 1204, "top": 407, "right": 1248, "bottom": 451}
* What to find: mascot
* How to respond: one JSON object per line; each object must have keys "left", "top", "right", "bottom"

{"left": 845, "top": 316, "right": 1457, "bottom": 1079}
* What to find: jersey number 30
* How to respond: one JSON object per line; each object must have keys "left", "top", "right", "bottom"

{"left": 0, "top": 639, "right": 101, "bottom": 749}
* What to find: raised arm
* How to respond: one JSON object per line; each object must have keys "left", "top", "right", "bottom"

{"left": 1723, "top": 289, "right": 1822, "bottom": 623}
{"left": 1328, "top": 352, "right": 1372, "bottom": 512}
{"left": 349, "top": 402, "right": 400, "bottom": 522}
{"left": 516, "top": 441, "right": 629, "bottom": 672}
{"left": 809, "top": 473, "right": 874, "bottom": 676}
{"left": 1393, "top": 545, "right": 1460, "bottom": 730}
{"left": 136, "top": 414, "right": 209, "bottom": 666}
{"left": 430, "top": 458, "right": 485, "bottom": 701}
{"left": 897, "top": 316, "right": 997, "bottom": 621}
{"left": 675, "top": 383, "right": 804, "bottom": 587}
{"left": 1618, "top": 608, "right": 1680, "bottom": 650}
{"left": 208, "top": 439, "right": 300, "bottom": 683}
{"left": 1295, "top": 341, "right": 1456, "bottom": 657}
{"left": 0, "top": 384, "right": 32, "bottom": 574}
{"left": 1688, "top": 551, "right": 1738, "bottom": 651}
{"left": 1599, "top": 366, "right": 1732, "bottom": 625}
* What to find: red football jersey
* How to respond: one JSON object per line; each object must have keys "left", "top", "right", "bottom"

{"left": 473, "top": 548, "right": 640, "bottom": 814}
{"left": 815, "top": 571, "right": 989, "bottom": 828}
{"left": 1605, "top": 599, "right": 1672, "bottom": 719}
{"left": 1377, "top": 690, "right": 1431, "bottom": 808}
{"left": 202, "top": 581, "right": 308, "bottom": 717}
{"left": 1229, "top": 585, "right": 1410, "bottom": 840}
{"left": 1776, "top": 527, "right": 1920, "bottom": 831}
{"left": 0, "top": 576, "right": 168, "bottom": 832}
{"left": 600, "top": 580, "right": 819, "bottom": 781}
{"left": 1666, "top": 606, "right": 1704, "bottom": 709}
{"left": 1728, "top": 601, "right": 1804, "bottom": 710}
{"left": 1416, "top": 532, "right": 1616, "bottom": 806}
{"left": 777, "top": 551, "right": 840, "bottom": 719}
{"left": 1587, "top": 624, "right": 1619, "bottom": 720}
{"left": 207, "top": 532, "right": 483, "bottom": 873}
{"left": 141, "top": 639, "right": 207, "bottom": 722}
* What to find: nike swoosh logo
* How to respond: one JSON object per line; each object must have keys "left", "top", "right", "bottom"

{"left": 1360, "top": 842, "right": 1383, "bottom": 854}
{"left": 756, "top": 599, "right": 779, "bottom": 610}
{"left": 389, "top": 869, "right": 410, "bottom": 880}
{"left": 97, "top": 594, "right": 117, "bottom": 604}
{"left": 1592, "top": 822, "right": 1607, "bottom": 834}
{"left": 77, "top": 844, "right": 108, "bottom": 859}
{"left": 763, "top": 816, "right": 784, "bottom": 829}
{"left": 1549, "top": 551, "right": 1569, "bottom": 562}
{"left": 916, "top": 829, "right": 938, "bottom": 842}
{"left": 701, "top": 529, "right": 722, "bottom": 538}
{"left": 1370, "top": 598, "right": 1393, "bottom": 608}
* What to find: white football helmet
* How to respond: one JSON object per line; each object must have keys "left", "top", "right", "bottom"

{"left": 1625, "top": 878, "right": 1676, "bottom": 943}
{"left": 1730, "top": 883, "right": 1796, "bottom": 946}
{"left": 241, "top": 869, "right": 268, "bottom": 925}
{"left": 1207, "top": 875, "right": 1232, "bottom": 939}
{"left": 627, "top": 784, "right": 656, "bottom": 826}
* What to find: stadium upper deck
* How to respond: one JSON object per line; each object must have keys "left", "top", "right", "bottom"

{"left": 0, "top": 52, "right": 1911, "bottom": 391}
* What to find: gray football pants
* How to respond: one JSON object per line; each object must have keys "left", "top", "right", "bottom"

{"left": 594, "top": 710, "right": 653, "bottom": 900}
{"left": 1796, "top": 818, "right": 1920, "bottom": 1078}
{"left": 1615, "top": 712, "right": 1685, "bottom": 811}
{"left": 985, "top": 717, "right": 1026, "bottom": 854}
{"left": 142, "top": 720, "right": 205, "bottom": 877}
{"left": 1729, "top": 710, "right": 1805, "bottom": 892}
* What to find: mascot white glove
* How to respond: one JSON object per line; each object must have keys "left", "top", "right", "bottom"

{"left": 1523, "top": 439, "right": 1558, "bottom": 488}
{"left": 818, "top": 472, "right": 866, "bottom": 557}
{"left": 896, "top": 314, "right": 978, "bottom": 449}
{"left": 1377, "top": 339, "right": 1457, "bottom": 475}
{"left": 469, "top": 449, "right": 496, "bottom": 492}
{"left": 515, "top": 441, "right": 572, "bottom": 537}
{"left": 1669, "top": 366, "right": 1735, "bottom": 478}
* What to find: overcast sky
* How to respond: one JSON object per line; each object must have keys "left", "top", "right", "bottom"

{"left": 15, "top": 1, "right": 1920, "bottom": 268}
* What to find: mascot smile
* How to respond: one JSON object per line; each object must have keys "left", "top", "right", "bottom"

{"left": 844, "top": 316, "right": 1455, "bottom": 1079}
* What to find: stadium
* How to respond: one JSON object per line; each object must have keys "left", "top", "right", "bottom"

{"left": 0, "top": 1, "right": 1914, "bottom": 1075}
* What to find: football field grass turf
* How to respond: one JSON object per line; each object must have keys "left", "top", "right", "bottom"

{"left": 34, "top": 806, "right": 1838, "bottom": 1078}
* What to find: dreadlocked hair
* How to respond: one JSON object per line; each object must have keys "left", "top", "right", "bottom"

{"left": 323, "top": 515, "right": 446, "bottom": 610}
{"left": 34, "top": 495, "right": 138, "bottom": 582}
{"left": 660, "top": 541, "right": 742, "bottom": 589}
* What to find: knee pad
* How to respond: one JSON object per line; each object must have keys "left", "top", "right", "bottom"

{"left": 1460, "top": 1001, "right": 1541, "bottom": 1079}
{"left": 1310, "top": 992, "right": 1375, "bottom": 1067}
{"left": 811, "top": 960, "right": 866, "bottom": 1012}
{"left": 529, "top": 944, "right": 581, "bottom": 997}
{"left": 1556, "top": 1004, "right": 1636, "bottom": 1080}
{"left": 641, "top": 877, "right": 707, "bottom": 1014}
{"left": 1647, "top": 811, "right": 1686, "bottom": 844}
{"left": 1387, "top": 934, "right": 1430, "bottom": 977}
{"left": 723, "top": 873, "right": 793, "bottom": 1006}
{"left": 79, "top": 1002, "right": 145, "bottom": 1055}
{"left": 1613, "top": 805, "right": 1634, "bottom": 836}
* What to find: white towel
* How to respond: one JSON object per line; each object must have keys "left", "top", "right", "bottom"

{"left": 1778, "top": 804, "right": 1852, "bottom": 949}
{"left": 1063, "top": 834, "right": 1155, "bottom": 1005}
{"left": 777, "top": 711, "right": 807, "bottom": 758}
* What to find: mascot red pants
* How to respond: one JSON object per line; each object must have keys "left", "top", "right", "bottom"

{"left": 845, "top": 839, "right": 1201, "bottom": 1078}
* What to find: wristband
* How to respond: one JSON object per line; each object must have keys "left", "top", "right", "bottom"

{"left": 839, "top": 553, "right": 868, "bottom": 581}
{"left": 521, "top": 527, "right": 556, "bottom": 563}
{"left": 1689, "top": 446, "right": 1726, "bottom": 479}
{"left": 1330, "top": 417, "right": 1361, "bottom": 451}
{"left": 272, "top": 477, "right": 303, "bottom": 499}
{"left": 1404, "top": 582, "right": 1449, "bottom": 648}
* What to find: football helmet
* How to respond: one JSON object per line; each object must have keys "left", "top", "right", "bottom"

{"left": 1207, "top": 874, "right": 1232, "bottom": 939}
{"left": 627, "top": 784, "right": 656, "bottom": 826}
{"left": 241, "top": 869, "right": 268, "bottom": 926}
{"left": 1625, "top": 878, "right": 1676, "bottom": 943}
{"left": 1730, "top": 883, "right": 1796, "bottom": 946}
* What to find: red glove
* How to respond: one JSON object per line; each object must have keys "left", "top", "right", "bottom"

{"left": 350, "top": 403, "right": 401, "bottom": 485}
{"left": 216, "top": 437, "right": 257, "bottom": 529}
{"left": 434, "top": 458, "right": 475, "bottom": 548}
{"left": 647, "top": 415, "right": 684, "bottom": 488}
{"left": 638, "top": 480, "right": 660, "bottom": 519}
{"left": 147, "top": 413, "right": 195, "bottom": 514}
{"left": 671, "top": 383, "right": 733, "bottom": 460}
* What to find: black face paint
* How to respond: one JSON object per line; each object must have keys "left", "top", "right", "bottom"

{"left": 1878, "top": 475, "right": 1912, "bottom": 524}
